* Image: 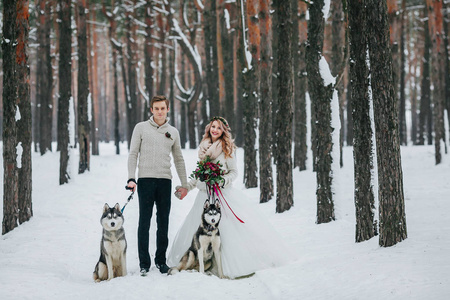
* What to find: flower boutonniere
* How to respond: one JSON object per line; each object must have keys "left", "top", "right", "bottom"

{"left": 165, "top": 132, "right": 173, "bottom": 140}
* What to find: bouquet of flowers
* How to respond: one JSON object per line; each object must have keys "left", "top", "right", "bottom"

{"left": 190, "top": 156, "right": 225, "bottom": 186}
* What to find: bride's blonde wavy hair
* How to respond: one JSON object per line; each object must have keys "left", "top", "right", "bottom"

{"left": 202, "top": 117, "right": 236, "bottom": 158}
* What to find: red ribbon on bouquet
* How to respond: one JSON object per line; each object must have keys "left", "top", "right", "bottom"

{"left": 207, "top": 183, "right": 244, "bottom": 224}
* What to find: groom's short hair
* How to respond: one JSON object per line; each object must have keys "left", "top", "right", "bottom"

{"left": 151, "top": 95, "right": 169, "bottom": 109}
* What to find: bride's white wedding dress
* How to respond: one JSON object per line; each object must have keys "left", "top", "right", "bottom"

{"left": 168, "top": 151, "right": 292, "bottom": 278}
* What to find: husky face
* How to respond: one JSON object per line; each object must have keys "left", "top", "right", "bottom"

{"left": 203, "top": 199, "right": 221, "bottom": 227}
{"left": 101, "top": 203, "right": 124, "bottom": 231}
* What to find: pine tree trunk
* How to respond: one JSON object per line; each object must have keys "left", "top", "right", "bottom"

{"left": 306, "top": 0, "right": 335, "bottom": 223}
{"left": 346, "top": 79, "right": 354, "bottom": 146}
{"left": 348, "top": 0, "right": 376, "bottom": 242}
{"left": 293, "top": 1, "right": 308, "bottom": 172}
{"left": 39, "top": 0, "right": 53, "bottom": 155}
{"left": 77, "top": 0, "right": 90, "bottom": 174}
{"left": 399, "top": 0, "right": 407, "bottom": 145}
{"left": 16, "top": 0, "right": 33, "bottom": 224}
{"left": 58, "top": 0, "right": 72, "bottom": 185}
{"left": 330, "top": 0, "right": 346, "bottom": 168}
{"left": 144, "top": 1, "right": 153, "bottom": 121}
{"left": 88, "top": 3, "right": 99, "bottom": 155}
{"left": 259, "top": 0, "right": 273, "bottom": 202}
{"left": 204, "top": 0, "right": 220, "bottom": 117}
{"left": 367, "top": 0, "right": 407, "bottom": 247}
{"left": 219, "top": 1, "right": 235, "bottom": 126}
{"left": 243, "top": 0, "right": 259, "bottom": 189}
{"left": 104, "top": 2, "right": 121, "bottom": 155}
{"left": 275, "top": 0, "right": 294, "bottom": 213}
{"left": 234, "top": 1, "right": 245, "bottom": 148}
{"left": 427, "top": 0, "right": 446, "bottom": 164}
{"left": 2, "top": 0, "right": 19, "bottom": 234}
{"left": 418, "top": 10, "right": 432, "bottom": 146}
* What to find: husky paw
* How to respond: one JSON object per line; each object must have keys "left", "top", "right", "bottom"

{"left": 168, "top": 268, "right": 178, "bottom": 275}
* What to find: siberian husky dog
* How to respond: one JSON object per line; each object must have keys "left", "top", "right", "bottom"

{"left": 93, "top": 203, "right": 127, "bottom": 282}
{"left": 169, "top": 199, "right": 223, "bottom": 278}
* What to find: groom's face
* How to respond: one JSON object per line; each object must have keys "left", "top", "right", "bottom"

{"left": 151, "top": 101, "right": 169, "bottom": 124}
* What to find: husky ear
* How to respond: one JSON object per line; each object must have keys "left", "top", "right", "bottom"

{"left": 204, "top": 199, "right": 210, "bottom": 209}
{"left": 103, "top": 203, "right": 110, "bottom": 213}
{"left": 114, "top": 203, "right": 121, "bottom": 212}
{"left": 214, "top": 199, "right": 221, "bottom": 210}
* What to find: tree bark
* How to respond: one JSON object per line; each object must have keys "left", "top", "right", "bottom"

{"left": 2, "top": 0, "right": 19, "bottom": 234}
{"left": 275, "top": 0, "right": 294, "bottom": 213}
{"left": 36, "top": 0, "right": 53, "bottom": 155}
{"left": 58, "top": 0, "right": 72, "bottom": 185}
{"left": 427, "top": 0, "right": 446, "bottom": 164}
{"left": 88, "top": 2, "right": 99, "bottom": 155}
{"left": 242, "top": 0, "right": 259, "bottom": 189}
{"left": 307, "top": 0, "right": 335, "bottom": 223}
{"left": 348, "top": 0, "right": 376, "bottom": 242}
{"left": 293, "top": 1, "right": 308, "bottom": 172}
{"left": 16, "top": 0, "right": 33, "bottom": 224}
{"left": 77, "top": 0, "right": 90, "bottom": 174}
{"left": 259, "top": 0, "right": 273, "bottom": 202}
{"left": 204, "top": 0, "right": 220, "bottom": 117}
{"left": 144, "top": 0, "right": 154, "bottom": 121}
{"left": 399, "top": 0, "right": 407, "bottom": 145}
{"left": 367, "top": 0, "right": 407, "bottom": 247}
{"left": 330, "top": 0, "right": 346, "bottom": 168}
{"left": 418, "top": 8, "right": 432, "bottom": 146}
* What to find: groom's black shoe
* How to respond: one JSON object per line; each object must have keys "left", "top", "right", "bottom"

{"left": 156, "top": 263, "right": 170, "bottom": 274}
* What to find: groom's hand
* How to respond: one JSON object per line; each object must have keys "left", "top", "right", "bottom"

{"left": 127, "top": 181, "right": 137, "bottom": 192}
{"left": 177, "top": 187, "right": 188, "bottom": 200}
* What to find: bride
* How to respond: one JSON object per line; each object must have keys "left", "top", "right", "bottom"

{"left": 168, "top": 116, "right": 291, "bottom": 279}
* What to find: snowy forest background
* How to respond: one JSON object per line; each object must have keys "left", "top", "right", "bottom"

{"left": 1, "top": 0, "right": 450, "bottom": 298}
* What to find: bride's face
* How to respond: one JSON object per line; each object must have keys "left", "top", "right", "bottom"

{"left": 210, "top": 121, "right": 224, "bottom": 142}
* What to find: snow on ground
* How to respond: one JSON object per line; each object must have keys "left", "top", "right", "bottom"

{"left": 0, "top": 143, "right": 449, "bottom": 300}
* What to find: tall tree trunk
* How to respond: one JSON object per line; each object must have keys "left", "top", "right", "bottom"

{"left": 3, "top": 0, "right": 19, "bottom": 234}
{"left": 275, "top": 0, "right": 294, "bottom": 213}
{"left": 427, "top": 0, "right": 446, "bottom": 164}
{"left": 307, "top": 0, "right": 335, "bottom": 223}
{"left": 58, "top": 0, "right": 72, "bottom": 185}
{"left": 399, "top": 0, "right": 407, "bottom": 145}
{"left": 348, "top": 0, "right": 376, "bottom": 242}
{"left": 234, "top": 2, "right": 244, "bottom": 148}
{"left": 16, "top": 0, "right": 32, "bottom": 224}
{"left": 243, "top": 0, "right": 259, "bottom": 189}
{"left": 158, "top": 13, "right": 167, "bottom": 96}
{"left": 219, "top": 0, "right": 235, "bottom": 126}
{"left": 88, "top": 2, "right": 99, "bottom": 155}
{"left": 204, "top": 0, "right": 220, "bottom": 118}
{"left": 38, "top": 0, "right": 53, "bottom": 155}
{"left": 259, "top": 0, "right": 273, "bottom": 202}
{"left": 367, "top": 0, "right": 407, "bottom": 247}
{"left": 293, "top": 1, "right": 308, "bottom": 172}
{"left": 124, "top": 2, "right": 138, "bottom": 148}
{"left": 77, "top": 0, "right": 90, "bottom": 174}
{"left": 330, "top": 0, "right": 346, "bottom": 168}
{"left": 444, "top": 1, "right": 450, "bottom": 145}
{"left": 418, "top": 9, "right": 432, "bottom": 146}
{"left": 103, "top": 1, "right": 121, "bottom": 155}
{"left": 144, "top": 0, "right": 154, "bottom": 121}
{"left": 346, "top": 79, "right": 354, "bottom": 146}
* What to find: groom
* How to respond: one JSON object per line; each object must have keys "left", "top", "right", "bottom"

{"left": 127, "top": 95, "right": 188, "bottom": 275}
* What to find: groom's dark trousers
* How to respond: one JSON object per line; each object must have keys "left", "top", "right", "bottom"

{"left": 137, "top": 178, "right": 172, "bottom": 269}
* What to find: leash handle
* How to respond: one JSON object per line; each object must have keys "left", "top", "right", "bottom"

{"left": 122, "top": 186, "right": 135, "bottom": 213}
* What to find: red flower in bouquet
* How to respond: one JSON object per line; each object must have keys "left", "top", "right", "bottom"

{"left": 190, "top": 156, "right": 225, "bottom": 186}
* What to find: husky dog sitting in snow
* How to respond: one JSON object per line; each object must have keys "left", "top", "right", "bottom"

{"left": 93, "top": 203, "right": 127, "bottom": 282}
{"left": 168, "top": 199, "right": 223, "bottom": 278}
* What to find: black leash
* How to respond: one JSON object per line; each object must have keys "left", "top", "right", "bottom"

{"left": 122, "top": 186, "right": 134, "bottom": 213}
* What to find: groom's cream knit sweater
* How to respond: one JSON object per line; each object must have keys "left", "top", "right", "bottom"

{"left": 128, "top": 117, "right": 188, "bottom": 188}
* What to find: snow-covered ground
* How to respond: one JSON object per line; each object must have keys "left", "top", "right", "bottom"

{"left": 0, "top": 143, "right": 449, "bottom": 300}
